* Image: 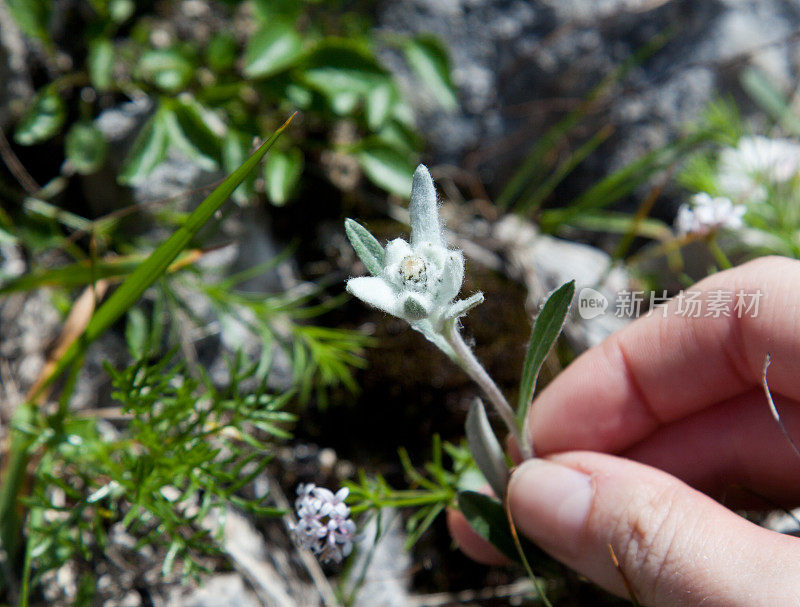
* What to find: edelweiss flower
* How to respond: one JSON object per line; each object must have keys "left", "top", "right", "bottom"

{"left": 290, "top": 483, "right": 357, "bottom": 563}
{"left": 675, "top": 192, "right": 746, "bottom": 235}
{"left": 345, "top": 165, "right": 482, "bottom": 348}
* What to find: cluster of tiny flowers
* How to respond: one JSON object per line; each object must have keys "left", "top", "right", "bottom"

{"left": 290, "top": 484, "right": 357, "bottom": 563}
{"left": 675, "top": 192, "right": 746, "bottom": 236}
{"left": 717, "top": 135, "right": 800, "bottom": 201}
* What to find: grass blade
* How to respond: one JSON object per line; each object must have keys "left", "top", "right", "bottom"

{"left": 29, "top": 113, "right": 295, "bottom": 400}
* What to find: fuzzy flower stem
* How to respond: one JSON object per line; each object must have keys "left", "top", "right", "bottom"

{"left": 444, "top": 320, "right": 533, "bottom": 459}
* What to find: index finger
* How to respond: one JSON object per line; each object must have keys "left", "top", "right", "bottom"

{"left": 529, "top": 256, "right": 800, "bottom": 455}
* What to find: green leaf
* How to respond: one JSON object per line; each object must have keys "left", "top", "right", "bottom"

{"left": 65, "top": 122, "right": 108, "bottom": 174}
{"left": 517, "top": 280, "right": 574, "bottom": 424}
{"left": 138, "top": 48, "right": 195, "bottom": 93}
{"left": 31, "top": 114, "right": 295, "bottom": 401}
{"left": 741, "top": 67, "right": 800, "bottom": 136}
{"left": 465, "top": 399, "right": 509, "bottom": 500}
{"left": 301, "top": 39, "right": 390, "bottom": 110}
{"left": 366, "top": 83, "right": 394, "bottom": 130}
{"left": 5, "top": 0, "right": 51, "bottom": 43}
{"left": 0, "top": 250, "right": 200, "bottom": 295}
{"left": 356, "top": 142, "right": 415, "bottom": 197}
{"left": 109, "top": 0, "right": 134, "bottom": 23}
{"left": 344, "top": 218, "right": 384, "bottom": 276}
{"left": 125, "top": 307, "right": 148, "bottom": 358}
{"left": 457, "top": 490, "right": 551, "bottom": 567}
{"left": 14, "top": 88, "right": 65, "bottom": 145}
{"left": 402, "top": 34, "right": 458, "bottom": 112}
{"left": 88, "top": 38, "right": 115, "bottom": 92}
{"left": 243, "top": 21, "right": 303, "bottom": 79}
{"left": 162, "top": 96, "right": 223, "bottom": 170}
{"left": 264, "top": 148, "right": 304, "bottom": 205}
{"left": 119, "top": 110, "right": 169, "bottom": 184}
{"left": 252, "top": 0, "right": 302, "bottom": 21}
{"left": 206, "top": 32, "right": 238, "bottom": 73}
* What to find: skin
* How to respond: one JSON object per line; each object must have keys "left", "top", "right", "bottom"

{"left": 449, "top": 256, "right": 800, "bottom": 606}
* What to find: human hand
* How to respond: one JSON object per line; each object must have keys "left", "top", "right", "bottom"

{"left": 450, "top": 256, "right": 800, "bottom": 606}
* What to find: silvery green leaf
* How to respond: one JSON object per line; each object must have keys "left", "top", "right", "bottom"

{"left": 466, "top": 398, "right": 509, "bottom": 500}
{"left": 444, "top": 292, "right": 484, "bottom": 322}
{"left": 517, "top": 280, "right": 575, "bottom": 426}
{"left": 346, "top": 276, "right": 400, "bottom": 316}
{"left": 403, "top": 295, "right": 429, "bottom": 320}
{"left": 409, "top": 165, "right": 442, "bottom": 247}
{"left": 345, "top": 218, "right": 385, "bottom": 276}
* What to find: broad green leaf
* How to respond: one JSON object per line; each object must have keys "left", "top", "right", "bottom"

{"left": 138, "top": 48, "right": 195, "bottom": 93}
{"left": 366, "top": 83, "right": 394, "bottom": 130}
{"left": 356, "top": 142, "right": 415, "bottom": 197}
{"left": 163, "top": 96, "right": 223, "bottom": 170}
{"left": 31, "top": 114, "right": 295, "bottom": 400}
{"left": 14, "top": 88, "right": 65, "bottom": 145}
{"left": 344, "top": 218, "right": 384, "bottom": 276}
{"left": 517, "top": 280, "right": 574, "bottom": 424}
{"left": 206, "top": 32, "right": 238, "bottom": 72}
{"left": 264, "top": 148, "right": 304, "bottom": 205}
{"left": 65, "top": 122, "right": 108, "bottom": 174}
{"left": 5, "top": 0, "right": 51, "bottom": 42}
{"left": 108, "top": 0, "right": 134, "bottom": 23}
{"left": 119, "top": 110, "right": 169, "bottom": 184}
{"left": 88, "top": 38, "right": 115, "bottom": 92}
{"left": 376, "top": 119, "right": 420, "bottom": 153}
{"left": 243, "top": 21, "right": 303, "bottom": 79}
{"left": 252, "top": 0, "right": 302, "bottom": 21}
{"left": 465, "top": 399, "right": 509, "bottom": 499}
{"left": 402, "top": 34, "right": 458, "bottom": 112}
{"left": 301, "top": 39, "right": 390, "bottom": 108}
{"left": 457, "top": 490, "right": 552, "bottom": 569}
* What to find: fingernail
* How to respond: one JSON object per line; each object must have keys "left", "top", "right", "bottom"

{"left": 508, "top": 458, "right": 593, "bottom": 555}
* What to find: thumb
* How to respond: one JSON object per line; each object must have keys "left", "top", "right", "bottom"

{"left": 508, "top": 453, "right": 800, "bottom": 607}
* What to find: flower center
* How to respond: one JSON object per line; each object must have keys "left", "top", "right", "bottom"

{"left": 399, "top": 255, "right": 427, "bottom": 289}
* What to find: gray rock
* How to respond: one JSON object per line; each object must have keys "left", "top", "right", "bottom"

{"left": 348, "top": 509, "right": 412, "bottom": 607}
{"left": 492, "top": 215, "right": 632, "bottom": 350}
{"left": 378, "top": 0, "right": 800, "bottom": 188}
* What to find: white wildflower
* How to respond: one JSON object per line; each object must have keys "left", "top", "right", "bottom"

{"left": 717, "top": 135, "right": 800, "bottom": 201}
{"left": 290, "top": 483, "right": 357, "bottom": 563}
{"left": 345, "top": 165, "right": 482, "bottom": 353}
{"left": 675, "top": 192, "right": 746, "bottom": 235}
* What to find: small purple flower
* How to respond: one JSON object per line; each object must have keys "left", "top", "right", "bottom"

{"left": 290, "top": 483, "right": 356, "bottom": 563}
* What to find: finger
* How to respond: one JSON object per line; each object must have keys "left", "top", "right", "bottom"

{"left": 446, "top": 508, "right": 509, "bottom": 566}
{"left": 623, "top": 388, "right": 800, "bottom": 507}
{"left": 530, "top": 256, "right": 800, "bottom": 455}
{"left": 508, "top": 453, "right": 800, "bottom": 606}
